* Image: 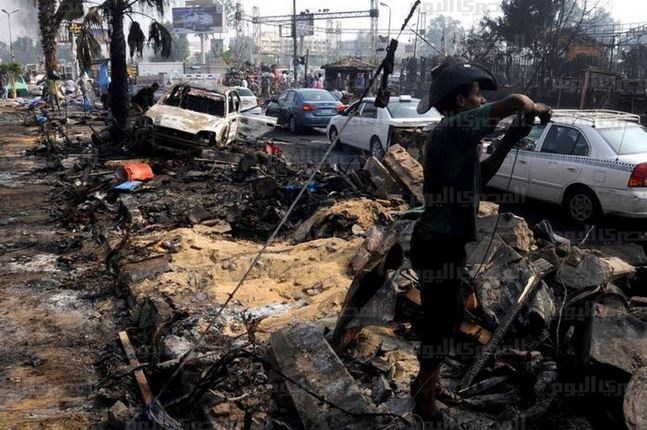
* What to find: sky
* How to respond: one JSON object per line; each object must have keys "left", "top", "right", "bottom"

{"left": 1, "top": 0, "right": 646, "bottom": 46}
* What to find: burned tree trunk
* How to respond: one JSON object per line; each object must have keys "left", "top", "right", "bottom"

{"left": 109, "top": 2, "right": 130, "bottom": 133}
{"left": 38, "top": 0, "right": 58, "bottom": 76}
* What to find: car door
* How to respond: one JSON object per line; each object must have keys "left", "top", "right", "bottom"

{"left": 282, "top": 90, "right": 296, "bottom": 124}
{"left": 266, "top": 91, "right": 285, "bottom": 119}
{"left": 530, "top": 124, "right": 588, "bottom": 203}
{"left": 487, "top": 125, "right": 546, "bottom": 195}
{"left": 341, "top": 102, "right": 366, "bottom": 147}
{"left": 225, "top": 92, "right": 240, "bottom": 144}
{"left": 356, "top": 102, "right": 378, "bottom": 151}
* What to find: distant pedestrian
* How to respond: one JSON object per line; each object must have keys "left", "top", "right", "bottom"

{"left": 335, "top": 73, "right": 343, "bottom": 91}
{"left": 45, "top": 73, "right": 61, "bottom": 112}
{"left": 0, "top": 76, "right": 6, "bottom": 100}
{"left": 314, "top": 74, "right": 323, "bottom": 89}
{"left": 77, "top": 74, "right": 91, "bottom": 110}
{"left": 357, "top": 72, "right": 366, "bottom": 89}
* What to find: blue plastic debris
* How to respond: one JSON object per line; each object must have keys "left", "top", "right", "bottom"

{"left": 113, "top": 181, "right": 143, "bottom": 192}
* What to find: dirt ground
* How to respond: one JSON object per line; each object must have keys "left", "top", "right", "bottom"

{"left": 0, "top": 105, "right": 119, "bottom": 429}
{"left": 129, "top": 226, "right": 365, "bottom": 336}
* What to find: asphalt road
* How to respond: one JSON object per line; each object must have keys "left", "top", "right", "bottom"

{"left": 266, "top": 126, "right": 366, "bottom": 171}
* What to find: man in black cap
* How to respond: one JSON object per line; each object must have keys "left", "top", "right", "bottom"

{"left": 411, "top": 57, "right": 552, "bottom": 420}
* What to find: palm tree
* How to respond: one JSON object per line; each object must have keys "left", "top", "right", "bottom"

{"left": 37, "top": 0, "right": 59, "bottom": 76}
{"left": 56, "top": 0, "right": 172, "bottom": 133}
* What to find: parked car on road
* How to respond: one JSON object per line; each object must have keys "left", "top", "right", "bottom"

{"left": 265, "top": 88, "right": 344, "bottom": 133}
{"left": 326, "top": 95, "right": 442, "bottom": 158}
{"left": 485, "top": 109, "right": 647, "bottom": 224}
{"left": 232, "top": 86, "right": 261, "bottom": 114}
{"left": 141, "top": 82, "right": 275, "bottom": 153}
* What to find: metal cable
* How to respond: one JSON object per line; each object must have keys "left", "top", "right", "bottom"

{"left": 153, "top": 0, "right": 423, "bottom": 403}
{"left": 470, "top": 147, "right": 521, "bottom": 280}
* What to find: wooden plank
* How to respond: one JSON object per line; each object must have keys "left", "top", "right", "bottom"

{"left": 119, "top": 330, "right": 154, "bottom": 406}
{"left": 382, "top": 144, "right": 424, "bottom": 204}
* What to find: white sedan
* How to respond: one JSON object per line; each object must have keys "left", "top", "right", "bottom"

{"left": 233, "top": 87, "right": 261, "bottom": 114}
{"left": 486, "top": 110, "right": 647, "bottom": 224}
{"left": 326, "top": 95, "right": 442, "bottom": 157}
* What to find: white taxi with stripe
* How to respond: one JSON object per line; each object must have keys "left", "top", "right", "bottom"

{"left": 485, "top": 110, "right": 647, "bottom": 224}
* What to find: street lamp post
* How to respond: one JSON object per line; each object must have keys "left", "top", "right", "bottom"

{"left": 1, "top": 8, "right": 19, "bottom": 63}
{"left": 379, "top": 2, "right": 391, "bottom": 39}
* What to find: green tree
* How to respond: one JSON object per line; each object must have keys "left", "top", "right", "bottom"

{"left": 56, "top": 0, "right": 172, "bottom": 133}
{"left": 220, "top": 50, "right": 234, "bottom": 65}
{"left": 12, "top": 37, "right": 43, "bottom": 65}
{"left": 423, "top": 15, "right": 464, "bottom": 57}
{"left": 0, "top": 63, "right": 23, "bottom": 98}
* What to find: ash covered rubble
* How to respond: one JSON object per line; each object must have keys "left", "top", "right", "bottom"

{"left": 29, "top": 114, "right": 647, "bottom": 430}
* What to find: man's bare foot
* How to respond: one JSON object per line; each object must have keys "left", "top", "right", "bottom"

{"left": 411, "top": 367, "right": 441, "bottom": 420}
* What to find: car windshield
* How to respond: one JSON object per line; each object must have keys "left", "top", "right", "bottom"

{"left": 387, "top": 101, "right": 441, "bottom": 119}
{"left": 165, "top": 86, "right": 225, "bottom": 117}
{"left": 598, "top": 125, "right": 647, "bottom": 155}
{"left": 300, "top": 90, "right": 337, "bottom": 102}
{"left": 235, "top": 88, "right": 254, "bottom": 97}
{"left": 527, "top": 125, "right": 546, "bottom": 142}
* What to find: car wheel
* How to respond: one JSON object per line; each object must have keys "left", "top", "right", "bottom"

{"left": 370, "top": 136, "right": 385, "bottom": 159}
{"left": 329, "top": 126, "right": 343, "bottom": 146}
{"left": 563, "top": 186, "right": 601, "bottom": 225}
{"left": 289, "top": 116, "right": 299, "bottom": 134}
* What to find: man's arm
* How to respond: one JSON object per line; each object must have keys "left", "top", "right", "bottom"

{"left": 490, "top": 94, "right": 552, "bottom": 124}
{"left": 480, "top": 113, "right": 534, "bottom": 186}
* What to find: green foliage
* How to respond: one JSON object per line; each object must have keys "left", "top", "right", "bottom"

{"left": 0, "top": 62, "right": 23, "bottom": 76}
{"left": 221, "top": 50, "right": 234, "bottom": 65}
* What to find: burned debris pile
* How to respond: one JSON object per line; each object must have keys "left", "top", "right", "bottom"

{"left": 22, "top": 111, "right": 647, "bottom": 430}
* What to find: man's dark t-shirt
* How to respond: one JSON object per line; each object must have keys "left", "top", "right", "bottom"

{"left": 415, "top": 103, "right": 496, "bottom": 243}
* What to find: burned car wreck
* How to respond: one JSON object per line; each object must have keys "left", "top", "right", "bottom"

{"left": 140, "top": 82, "right": 276, "bottom": 153}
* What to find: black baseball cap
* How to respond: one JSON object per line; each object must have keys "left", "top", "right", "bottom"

{"left": 417, "top": 57, "right": 498, "bottom": 114}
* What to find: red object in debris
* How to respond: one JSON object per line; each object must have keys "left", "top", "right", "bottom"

{"left": 264, "top": 141, "right": 283, "bottom": 156}
{"left": 116, "top": 163, "right": 154, "bottom": 182}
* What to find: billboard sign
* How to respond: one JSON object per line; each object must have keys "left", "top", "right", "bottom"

{"left": 296, "top": 12, "right": 315, "bottom": 37}
{"left": 172, "top": 6, "right": 224, "bottom": 34}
